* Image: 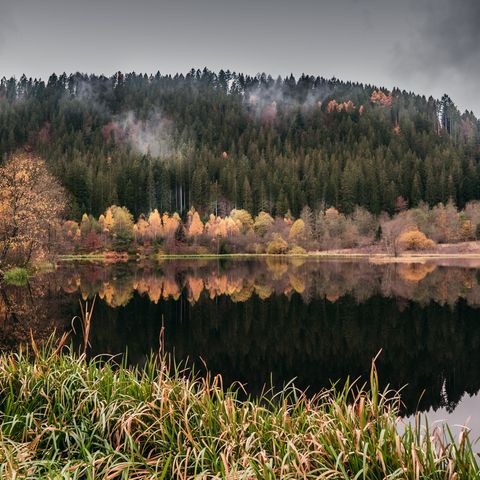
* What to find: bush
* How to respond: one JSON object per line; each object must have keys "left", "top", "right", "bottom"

{"left": 254, "top": 243, "right": 265, "bottom": 254}
{"left": 289, "top": 245, "right": 307, "bottom": 255}
{"left": 3, "top": 267, "right": 30, "bottom": 286}
{"left": 266, "top": 234, "right": 289, "bottom": 254}
{"left": 398, "top": 230, "right": 435, "bottom": 250}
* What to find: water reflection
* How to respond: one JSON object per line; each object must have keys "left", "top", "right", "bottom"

{"left": 15, "top": 258, "right": 480, "bottom": 309}
{"left": 1, "top": 258, "right": 480, "bottom": 419}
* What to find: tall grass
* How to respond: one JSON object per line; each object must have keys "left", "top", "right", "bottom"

{"left": 0, "top": 336, "right": 478, "bottom": 479}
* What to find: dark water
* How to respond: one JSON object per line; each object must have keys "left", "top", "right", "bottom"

{"left": 1, "top": 258, "right": 480, "bottom": 436}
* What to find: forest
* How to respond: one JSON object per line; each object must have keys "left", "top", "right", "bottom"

{"left": 0, "top": 68, "right": 479, "bottom": 220}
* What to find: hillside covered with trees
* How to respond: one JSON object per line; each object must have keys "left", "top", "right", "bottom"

{"left": 1, "top": 69, "right": 479, "bottom": 220}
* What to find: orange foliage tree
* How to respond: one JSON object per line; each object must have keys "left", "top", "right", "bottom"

{"left": 370, "top": 90, "right": 393, "bottom": 107}
{"left": 187, "top": 209, "right": 204, "bottom": 238}
{"left": 0, "top": 152, "right": 66, "bottom": 266}
{"left": 398, "top": 230, "right": 435, "bottom": 250}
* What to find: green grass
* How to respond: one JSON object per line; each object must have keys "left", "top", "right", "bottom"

{"left": 0, "top": 340, "right": 478, "bottom": 479}
{"left": 2, "top": 267, "right": 30, "bottom": 286}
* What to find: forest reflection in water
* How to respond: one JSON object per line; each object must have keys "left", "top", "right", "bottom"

{"left": 1, "top": 257, "right": 480, "bottom": 419}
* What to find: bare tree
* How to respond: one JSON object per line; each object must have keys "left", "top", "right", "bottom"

{"left": 381, "top": 212, "right": 413, "bottom": 257}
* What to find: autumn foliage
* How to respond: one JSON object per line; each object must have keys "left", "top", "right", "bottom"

{"left": 370, "top": 90, "right": 393, "bottom": 107}
{"left": 398, "top": 230, "right": 435, "bottom": 251}
{"left": 0, "top": 152, "right": 66, "bottom": 266}
{"left": 327, "top": 100, "right": 356, "bottom": 113}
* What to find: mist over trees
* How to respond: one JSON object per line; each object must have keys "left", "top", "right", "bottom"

{"left": 0, "top": 68, "right": 479, "bottom": 220}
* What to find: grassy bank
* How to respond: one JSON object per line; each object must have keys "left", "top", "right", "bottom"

{"left": 0, "top": 343, "right": 478, "bottom": 479}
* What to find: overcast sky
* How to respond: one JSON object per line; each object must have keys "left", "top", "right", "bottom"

{"left": 0, "top": 0, "right": 478, "bottom": 114}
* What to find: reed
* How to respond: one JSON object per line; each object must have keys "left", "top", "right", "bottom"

{"left": 0, "top": 337, "right": 478, "bottom": 479}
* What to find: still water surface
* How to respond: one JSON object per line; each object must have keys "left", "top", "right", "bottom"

{"left": 1, "top": 258, "right": 479, "bottom": 438}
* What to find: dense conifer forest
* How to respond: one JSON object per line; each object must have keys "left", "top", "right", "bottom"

{"left": 1, "top": 69, "right": 479, "bottom": 219}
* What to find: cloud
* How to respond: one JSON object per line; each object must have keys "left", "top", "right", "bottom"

{"left": 0, "top": 3, "right": 17, "bottom": 48}
{"left": 392, "top": 0, "right": 480, "bottom": 112}
{"left": 0, "top": 4, "right": 12, "bottom": 52}
{"left": 421, "top": 0, "right": 480, "bottom": 74}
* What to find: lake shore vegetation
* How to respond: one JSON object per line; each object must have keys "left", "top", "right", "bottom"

{"left": 50, "top": 198, "right": 480, "bottom": 259}
{"left": 0, "top": 338, "right": 478, "bottom": 479}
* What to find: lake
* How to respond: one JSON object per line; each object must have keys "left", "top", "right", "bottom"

{"left": 1, "top": 257, "right": 480, "bottom": 438}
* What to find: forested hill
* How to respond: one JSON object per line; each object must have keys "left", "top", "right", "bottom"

{"left": 0, "top": 69, "right": 479, "bottom": 219}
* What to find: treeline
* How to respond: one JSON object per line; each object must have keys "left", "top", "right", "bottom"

{"left": 58, "top": 200, "right": 480, "bottom": 256}
{"left": 3, "top": 152, "right": 480, "bottom": 265}
{"left": 0, "top": 69, "right": 479, "bottom": 219}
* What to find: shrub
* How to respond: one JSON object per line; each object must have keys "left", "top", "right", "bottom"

{"left": 289, "top": 245, "right": 307, "bottom": 255}
{"left": 398, "top": 230, "right": 435, "bottom": 250}
{"left": 3, "top": 267, "right": 30, "bottom": 286}
{"left": 266, "top": 234, "right": 289, "bottom": 254}
{"left": 460, "top": 219, "right": 475, "bottom": 240}
{"left": 254, "top": 243, "right": 265, "bottom": 254}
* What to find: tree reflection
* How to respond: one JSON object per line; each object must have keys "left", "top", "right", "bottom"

{"left": 2, "top": 258, "right": 480, "bottom": 415}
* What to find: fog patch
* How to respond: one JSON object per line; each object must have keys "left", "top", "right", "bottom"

{"left": 102, "top": 110, "right": 175, "bottom": 158}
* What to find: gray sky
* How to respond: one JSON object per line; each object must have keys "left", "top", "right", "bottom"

{"left": 0, "top": 0, "right": 479, "bottom": 114}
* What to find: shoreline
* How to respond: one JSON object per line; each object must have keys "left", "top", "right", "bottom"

{"left": 57, "top": 250, "right": 480, "bottom": 264}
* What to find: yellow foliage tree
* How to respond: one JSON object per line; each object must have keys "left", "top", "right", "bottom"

{"left": 98, "top": 214, "right": 106, "bottom": 232}
{"left": 398, "top": 230, "right": 435, "bottom": 250}
{"left": 230, "top": 209, "right": 254, "bottom": 232}
{"left": 108, "top": 206, "right": 134, "bottom": 250}
{"left": 104, "top": 208, "right": 115, "bottom": 231}
{"left": 148, "top": 209, "right": 163, "bottom": 241}
{"left": 289, "top": 219, "right": 306, "bottom": 240}
{"left": 253, "top": 211, "right": 274, "bottom": 237}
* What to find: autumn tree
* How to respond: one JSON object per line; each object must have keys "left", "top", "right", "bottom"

{"left": 253, "top": 211, "right": 274, "bottom": 237}
{"left": 148, "top": 209, "right": 163, "bottom": 242}
{"left": 187, "top": 209, "right": 204, "bottom": 238}
{"left": 80, "top": 214, "right": 102, "bottom": 251}
{"left": 230, "top": 209, "right": 254, "bottom": 232}
{"left": 0, "top": 152, "right": 66, "bottom": 266}
{"left": 108, "top": 206, "right": 134, "bottom": 251}
{"left": 266, "top": 233, "right": 289, "bottom": 254}
{"left": 289, "top": 219, "right": 306, "bottom": 240}
{"left": 381, "top": 213, "right": 415, "bottom": 257}
{"left": 134, "top": 215, "right": 150, "bottom": 244}
{"left": 398, "top": 230, "right": 435, "bottom": 251}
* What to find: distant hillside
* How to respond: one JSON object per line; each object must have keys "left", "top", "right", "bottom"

{"left": 0, "top": 69, "right": 479, "bottom": 218}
